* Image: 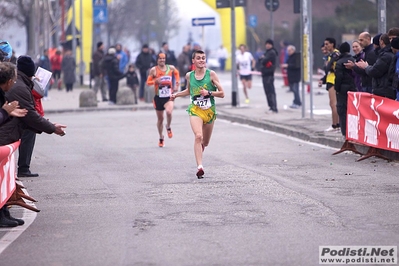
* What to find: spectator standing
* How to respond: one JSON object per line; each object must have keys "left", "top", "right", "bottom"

{"left": 259, "top": 39, "right": 278, "bottom": 113}
{"left": 115, "top": 43, "right": 128, "bottom": 73}
{"left": 101, "top": 47, "right": 123, "bottom": 105}
{"left": 92, "top": 41, "right": 108, "bottom": 102}
{"left": 388, "top": 37, "right": 399, "bottom": 101}
{"left": 37, "top": 49, "right": 52, "bottom": 100}
{"left": 351, "top": 41, "right": 364, "bottom": 92}
{"left": 282, "top": 45, "right": 301, "bottom": 108}
{"left": 50, "top": 49, "right": 62, "bottom": 90}
{"left": 279, "top": 40, "right": 289, "bottom": 88}
{"left": 335, "top": 42, "right": 356, "bottom": 137}
{"left": 61, "top": 49, "right": 76, "bottom": 92}
{"left": 177, "top": 44, "right": 191, "bottom": 90}
{"left": 126, "top": 64, "right": 139, "bottom": 104}
{"left": 356, "top": 34, "right": 395, "bottom": 100}
{"left": 160, "top": 42, "right": 177, "bottom": 67}
{"left": 344, "top": 32, "right": 377, "bottom": 93}
{"left": 216, "top": 45, "right": 228, "bottom": 72}
{"left": 135, "top": 44, "right": 155, "bottom": 101}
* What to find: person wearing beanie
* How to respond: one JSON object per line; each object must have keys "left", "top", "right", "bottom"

{"left": 335, "top": 42, "right": 356, "bottom": 137}
{"left": 0, "top": 41, "right": 12, "bottom": 61}
{"left": 92, "top": 41, "right": 108, "bottom": 102}
{"left": 259, "top": 38, "right": 278, "bottom": 113}
{"left": 101, "top": 46, "right": 123, "bottom": 104}
{"left": 0, "top": 55, "right": 67, "bottom": 178}
{"left": 372, "top": 33, "right": 382, "bottom": 55}
{"left": 356, "top": 33, "right": 395, "bottom": 100}
{"left": 387, "top": 37, "right": 399, "bottom": 101}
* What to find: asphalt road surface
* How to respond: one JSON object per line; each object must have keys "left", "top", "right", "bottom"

{"left": 0, "top": 109, "right": 398, "bottom": 266}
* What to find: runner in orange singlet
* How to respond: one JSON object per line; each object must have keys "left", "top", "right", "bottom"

{"left": 146, "top": 53, "right": 180, "bottom": 147}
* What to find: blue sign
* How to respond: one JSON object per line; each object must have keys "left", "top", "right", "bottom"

{"left": 249, "top": 15, "right": 257, "bottom": 27}
{"left": 192, "top": 17, "right": 216, "bottom": 27}
{"left": 93, "top": 0, "right": 108, "bottom": 24}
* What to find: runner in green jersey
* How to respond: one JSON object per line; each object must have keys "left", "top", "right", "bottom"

{"left": 171, "top": 50, "right": 225, "bottom": 178}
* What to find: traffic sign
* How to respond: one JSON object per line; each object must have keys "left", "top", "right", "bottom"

{"left": 93, "top": 7, "right": 108, "bottom": 24}
{"left": 93, "top": 0, "right": 108, "bottom": 24}
{"left": 248, "top": 15, "right": 257, "bottom": 28}
{"left": 216, "top": 0, "right": 246, "bottom": 9}
{"left": 192, "top": 17, "right": 216, "bottom": 27}
{"left": 264, "top": 0, "right": 279, "bottom": 12}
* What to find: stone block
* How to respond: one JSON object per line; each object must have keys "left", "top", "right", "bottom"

{"left": 117, "top": 86, "right": 135, "bottom": 105}
{"left": 79, "top": 90, "right": 98, "bottom": 107}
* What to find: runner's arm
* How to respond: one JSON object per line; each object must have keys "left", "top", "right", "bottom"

{"left": 171, "top": 72, "right": 190, "bottom": 100}
{"left": 146, "top": 68, "right": 156, "bottom": 86}
{"left": 210, "top": 70, "right": 225, "bottom": 98}
{"left": 171, "top": 66, "right": 180, "bottom": 92}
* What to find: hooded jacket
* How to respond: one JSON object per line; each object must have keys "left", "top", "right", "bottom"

{"left": 260, "top": 48, "right": 278, "bottom": 77}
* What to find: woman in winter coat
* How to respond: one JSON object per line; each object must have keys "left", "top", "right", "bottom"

{"left": 61, "top": 49, "right": 76, "bottom": 92}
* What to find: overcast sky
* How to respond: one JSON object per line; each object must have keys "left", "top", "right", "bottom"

{"left": 170, "top": 0, "right": 222, "bottom": 53}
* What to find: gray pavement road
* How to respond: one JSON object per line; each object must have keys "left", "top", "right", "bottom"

{"left": 0, "top": 109, "right": 398, "bottom": 266}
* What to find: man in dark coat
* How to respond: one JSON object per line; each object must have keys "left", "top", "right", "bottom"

{"left": 135, "top": 44, "right": 156, "bottom": 101}
{"left": 344, "top": 32, "right": 377, "bottom": 93}
{"left": 92, "top": 41, "right": 108, "bottom": 102}
{"left": 259, "top": 39, "right": 278, "bottom": 113}
{"left": 387, "top": 37, "right": 399, "bottom": 101}
{"left": 335, "top": 42, "right": 356, "bottom": 137}
{"left": 0, "top": 56, "right": 66, "bottom": 159}
{"left": 101, "top": 47, "right": 123, "bottom": 105}
{"left": 356, "top": 34, "right": 395, "bottom": 100}
{"left": 160, "top": 42, "right": 177, "bottom": 67}
{"left": 282, "top": 45, "right": 301, "bottom": 108}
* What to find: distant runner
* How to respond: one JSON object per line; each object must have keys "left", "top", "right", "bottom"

{"left": 146, "top": 53, "right": 180, "bottom": 147}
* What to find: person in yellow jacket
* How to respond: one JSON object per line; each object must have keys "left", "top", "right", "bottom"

{"left": 318, "top": 37, "right": 340, "bottom": 132}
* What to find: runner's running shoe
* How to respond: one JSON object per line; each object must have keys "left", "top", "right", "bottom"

{"left": 196, "top": 165, "right": 204, "bottom": 179}
{"left": 159, "top": 138, "right": 164, "bottom": 147}
{"left": 166, "top": 127, "right": 173, "bottom": 138}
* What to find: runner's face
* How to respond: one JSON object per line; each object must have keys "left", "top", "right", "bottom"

{"left": 157, "top": 56, "right": 166, "bottom": 66}
{"left": 193, "top": 54, "right": 206, "bottom": 68}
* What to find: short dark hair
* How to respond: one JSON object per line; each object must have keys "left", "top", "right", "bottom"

{"left": 97, "top": 41, "right": 103, "bottom": 49}
{"left": 192, "top": 49, "right": 205, "bottom": 59}
{"left": 0, "top": 62, "right": 16, "bottom": 84}
{"left": 142, "top": 44, "right": 149, "bottom": 49}
{"left": 380, "top": 34, "right": 390, "bottom": 45}
{"left": 162, "top": 42, "right": 167, "bottom": 47}
{"left": 387, "top": 27, "right": 399, "bottom": 38}
{"left": 325, "top": 37, "right": 336, "bottom": 48}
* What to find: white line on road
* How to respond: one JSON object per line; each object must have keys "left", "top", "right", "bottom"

{"left": 0, "top": 185, "right": 38, "bottom": 255}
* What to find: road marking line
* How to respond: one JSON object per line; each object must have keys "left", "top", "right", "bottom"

{"left": 0, "top": 185, "right": 38, "bottom": 255}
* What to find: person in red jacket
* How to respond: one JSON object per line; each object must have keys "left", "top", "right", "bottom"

{"left": 50, "top": 49, "right": 62, "bottom": 90}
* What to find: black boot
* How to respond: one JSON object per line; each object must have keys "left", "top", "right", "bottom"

{"left": 0, "top": 207, "right": 18, "bottom": 227}
{"left": 2, "top": 207, "right": 24, "bottom": 225}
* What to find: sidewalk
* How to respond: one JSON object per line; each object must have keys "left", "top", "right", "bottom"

{"left": 42, "top": 72, "right": 344, "bottom": 150}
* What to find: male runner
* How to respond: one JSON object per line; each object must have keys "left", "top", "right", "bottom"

{"left": 171, "top": 50, "right": 225, "bottom": 178}
{"left": 146, "top": 53, "right": 180, "bottom": 147}
{"left": 236, "top": 44, "right": 255, "bottom": 104}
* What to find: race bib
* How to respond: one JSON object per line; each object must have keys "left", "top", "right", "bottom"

{"left": 159, "top": 85, "right": 171, "bottom": 98}
{"left": 193, "top": 96, "right": 211, "bottom": 110}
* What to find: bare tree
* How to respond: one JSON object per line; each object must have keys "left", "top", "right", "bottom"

{"left": 106, "top": 0, "right": 180, "bottom": 48}
{"left": 0, "top": 0, "right": 35, "bottom": 55}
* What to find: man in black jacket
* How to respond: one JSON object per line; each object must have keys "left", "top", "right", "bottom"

{"left": 135, "top": 44, "right": 155, "bottom": 101}
{"left": 101, "top": 47, "right": 123, "bottom": 105}
{"left": 387, "top": 37, "right": 399, "bottom": 101}
{"left": 0, "top": 56, "right": 66, "bottom": 169}
{"left": 344, "top": 32, "right": 377, "bottom": 93}
{"left": 356, "top": 34, "right": 395, "bottom": 100}
{"left": 335, "top": 42, "right": 356, "bottom": 137}
{"left": 259, "top": 39, "right": 278, "bottom": 113}
{"left": 282, "top": 45, "right": 301, "bottom": 108}
{"left": 160, "top": 42, "right": 177, "bottom": 67}
{"left": 92, "top": 41, "right": 108, "bottom": 102}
